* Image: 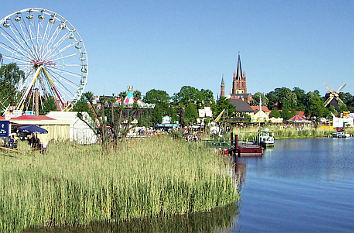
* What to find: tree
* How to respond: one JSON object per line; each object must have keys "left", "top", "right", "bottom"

{"left": 0, "top": 63, "right": 25, "bottom": 112}
{"left": 269, "top": 108, "right": 281, "bottom": 118}
{"left": 72, "top": 96, "right": 92, "bottom": 114}
{"left": 281, "top": 107, "right": 292, "bottom": 120}
{"left": 143, "top": 89, "right": 172, "bottom": 125}
{"left": 39, "top": 97, "right": 58, "bottom": 115}
{"left": 305, "top": 91, "right": 327, "bottom": 117}
{"left": 250, "top": 92, "right": 268, "bottom": 106}
{"left": 133, "top": 90, "right": 142, "bottom": 101}
{"left": 274, "top": 87, "right": 297, "bottom": 109}
{"left": 266, "top": 91, "right": 277, "bottom": 109}
{"left": 211, "top": 97, "right": 235, "bottom": 119}
{"left": 184, "top": 102, "right": 198, "bottom": 125}
{"left": 172, "top": 86, "right": 214, "bottom": 124}
{"left": 292, "top": 87, "right": 306, "bottom": 110}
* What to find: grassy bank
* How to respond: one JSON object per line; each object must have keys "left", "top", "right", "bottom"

{"left": 233, "top": 126, "right": 354, "bottom": 141}
{"left": 0, "top": 137, "right": 237, "bottom": 232}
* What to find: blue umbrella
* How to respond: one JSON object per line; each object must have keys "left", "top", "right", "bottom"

{"left": 18, "top": 125, "right": 48, "bottom": 134}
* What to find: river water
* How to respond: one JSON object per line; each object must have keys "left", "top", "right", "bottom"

{"left": 25, "top": 138, "right": 354, "bottom": 232}
{"left": 233, "top": 138, "right": 354, "bottom": 232}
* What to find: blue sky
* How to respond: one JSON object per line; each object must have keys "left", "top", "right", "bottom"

{"left": 1, "top": 0, "right": 354, "bottom": 98}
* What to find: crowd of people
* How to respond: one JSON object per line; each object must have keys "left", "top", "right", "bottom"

{"left": 1, "top": 134, "right": 18, "bottom": 149}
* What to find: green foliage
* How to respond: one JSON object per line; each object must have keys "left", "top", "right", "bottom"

{"left": 212, "top": 97, "right": 235, "bottom": 119}
{"left": 269, "top": 108, "right": 281, "bottom": 118}
{"left": 250, "top": 92, "right": 268, "bottom": 106}
{"left": 292, "top": 87, "right": 306, "bottom": 110}
{"left": 0, "top": 63, "right": 25, "bottom": 112}
{"left": 172, "top": 86, "right": 214, "bottom": 124}
{"left": 184, "top": 102, "right": 198, "bottom": 125}
{"left": 0, "top": 138, "right": 237, "bottom": 232}
{"left": 72, "top": 96, "right": 91, "bottom": 114}
{"left": 305, "top": 91, "right": 327, "bottom": 117}
{"left": 133, "top": 90, "right": 142, "bottom": 100}
{"left": 280, "top": 108, "right": 292, "bottom": 120}
{"left": 39, "top": 97, "right": 58, "bottom": 115}
{"left": 141, "top": 89, "right": 172, "bottom": 125}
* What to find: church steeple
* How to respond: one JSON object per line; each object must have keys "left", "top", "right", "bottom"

{"left": 220, "top": 74, "right": 225, "bottom": 97}
{"left": 236, "top": 52, "right": 242, "bottom": 80}
{"left": 231, "top": 52, "right": 247, "bottom": 95}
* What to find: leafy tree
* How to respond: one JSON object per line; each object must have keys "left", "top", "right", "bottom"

{"left": 0, "top": 63, "right": 25, "bottom": 112}
{"left": 292, "top": 87, "right": 306, "bottom": 110}
{"left": 250, "top": 92, "right": 268, "bottom": 106}
{"left": 144, "top": 89, "right": 170, "bottom": 105}
{"left": 290, "top": 109, "right": 298, "bottom": 118}
{"left": 266, "top": 91, "right": 277, "bottom": 109}
{"left": 172, "top": 86, "right": 214, "bottom": 124}
{"left": 269, "top": 108, "right": 281, "bottom": 118}
{"left": 274, "top": 87, "right": 297, "bottom": 109}
{"left": 72, "top": 96, "right": 92, "bottom": 114}
{"left": 184, "top": 102, "right": 198, "bottom": 125}
{"left": 211, "top": 97, "right": 235, "bottom": 119}
{"left": 305, "top": 91, "right": 327, "bottom": 117}
{"left": 281, "top": 107, "right": 292, "bottom": 120}
{"left": 200, "top": 89, "right": 215, "bottom": 106}
{"left": 39, "top": 97, "right": 58, "bottom": 115}
{"left": 133, "top": 90, "right": 142, "bottom": 100}
{"left": 142, "top": 89, "right": 172, "bottom": 125}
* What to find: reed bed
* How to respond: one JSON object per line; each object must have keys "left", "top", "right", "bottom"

{"left": 0, "top": 136, "right": 237, "bottom": 232}
{"left": 232, "top": 125, "right": 349, "bottom": 141}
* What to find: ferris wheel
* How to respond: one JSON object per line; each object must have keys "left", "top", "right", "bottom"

{"left": 0, "top": 8, "right": 88, "bottom": 113}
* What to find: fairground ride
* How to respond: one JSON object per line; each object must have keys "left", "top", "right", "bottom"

{"left": 0, "top": 8, "right": 88, "bottom": 115}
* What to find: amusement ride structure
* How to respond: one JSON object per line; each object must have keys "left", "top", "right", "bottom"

{"left": 323, "top": 83, "right": 346, "bottom": 110}
{"left": 0, "top": 8, "right": 88, "bottom": 115}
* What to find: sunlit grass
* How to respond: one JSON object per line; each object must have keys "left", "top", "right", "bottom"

{"left": 0, "top": 136, "right": 237, "bottom": 232}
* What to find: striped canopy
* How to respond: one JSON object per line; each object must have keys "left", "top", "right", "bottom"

{"left": 288, "top": 115, "right": 307, "bottom": 122}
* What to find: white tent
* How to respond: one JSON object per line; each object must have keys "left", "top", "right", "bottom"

{"left": 46, "top": 111, "right": 97, "bottom": 144}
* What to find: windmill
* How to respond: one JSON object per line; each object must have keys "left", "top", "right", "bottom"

{"left": 323, "top": 83, "right": 346, "bottom": 110}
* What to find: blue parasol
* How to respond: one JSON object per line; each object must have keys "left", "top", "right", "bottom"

{"left": 18, "top": 125, "right": 48, "bottom": 134}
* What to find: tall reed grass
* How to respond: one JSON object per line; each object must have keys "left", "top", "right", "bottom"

{"left": 232, "top": 125, "right": 349, "bottom": 141}
{"left": 0, "top": 136, "right": 237, "bottom": 232}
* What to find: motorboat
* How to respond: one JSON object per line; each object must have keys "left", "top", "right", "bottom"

{"left": 332, "top": 132, "right": 351, "bottom": 138}
{"left": 259, "top": 129, "right": 275, "bottom": 147}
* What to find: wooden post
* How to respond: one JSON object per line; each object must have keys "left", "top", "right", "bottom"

{"left": 35, "top": 88, "right": 39, "bottom": 116}
{"left": 231, "top": 132, "right": 234, "bottom": 146}
{"left": 235, "top": 134, "right": 238, "bottom": 149}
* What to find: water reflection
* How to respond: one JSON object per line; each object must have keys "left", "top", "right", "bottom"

{"left": 24, "top": 203, "right": 238, "bottom": 233}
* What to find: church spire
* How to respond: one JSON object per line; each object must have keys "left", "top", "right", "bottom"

{"left": 220, "top": 74, "right": 225, "bottom": 97}
{"left": 236, "top": 52, "right": 242, "bottom": 80}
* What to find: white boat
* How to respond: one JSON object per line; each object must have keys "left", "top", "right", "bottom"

{"left": 332, "top": 132, "right": 351, "bottom": 138}
{"left": 259, "top": 129, "right": 275, "bottom": 147}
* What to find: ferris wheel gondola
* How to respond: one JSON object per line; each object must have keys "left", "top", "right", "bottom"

{"left": 0, "top": 8, "right": 88, "bottom": 114}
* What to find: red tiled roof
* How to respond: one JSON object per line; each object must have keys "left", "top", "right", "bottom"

{"left": 0, "top": 116, "right": 5, "bottom": 120}
{"left": 10, "top": 115, "right": 55, "bottom": 120}
{"left": 296, "top": 111, "right": 305, "bottom": 118}
{"left": 250, "top": 106, "right": 271, "bottom": 112}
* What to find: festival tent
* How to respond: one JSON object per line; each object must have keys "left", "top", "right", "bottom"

{"left": 10, "top": 115, "right": 70, "bottom": 141}
{"left": 288, "top": 115, "right": 309, "bottom": 123}
{"left": 46, "top": 111, "right": 97, "bottom": 144}
{"left": 18, "top": 125, "right": 48, "bottom": 134}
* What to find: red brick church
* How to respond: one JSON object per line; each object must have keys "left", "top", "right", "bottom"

{"left": 220, "top": 53, "right": 253, "bottom": 103}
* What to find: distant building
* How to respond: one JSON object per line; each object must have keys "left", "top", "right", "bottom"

{"left": 229, "top": 98, "right": 254, "bottom": 114}
{"left": 220, "top": 75, "right": 225, "bottom": 97}
{"left": 230, "top": 53, "right": 253, "bottom": 103}
{"left": 220, "top": 53, "right": 253, "bottom": 103}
